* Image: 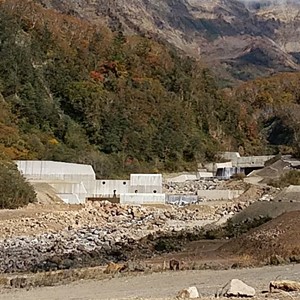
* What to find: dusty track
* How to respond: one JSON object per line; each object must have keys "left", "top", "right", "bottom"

{"left": 2, "top": 264, "right": 300, "bottom": 300}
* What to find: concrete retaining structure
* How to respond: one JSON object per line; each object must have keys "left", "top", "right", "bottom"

{"left": 120, "top": 193, "right": 166, "bottom": 205}
{"left": 197, "top": 190, "right": 244, "bottom": 200}
{"left": 165, "top": 174, "right": 198, "bottom": 183}
{"left": 129, "top": 174, "right": 162, "bottom": 193}
{"left": 92, "top": 180, "right": 130, "bottom": 197}
{"left": 16, "top": 161, "right": 95, "bottom": 182}
{"left": 166, "top": 195, "right": 198, "bottom": 205}
{"left": 220, "top": 152, "right": 274, "bottom": 168}
{"left": 16, "top": 161, "right": 165, "bottom": 204}
{"left": 49, "top": 182, "right": 87, "bottom": 204}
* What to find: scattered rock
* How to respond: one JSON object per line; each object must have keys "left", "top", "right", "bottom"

{"left": 218, "top": 279, "right": 255, "bottom": 298}
{"left": 10, "top": 277, "right": 29, "bottom": 289}
{"left": 170, "top": 259, "right": 180, "bottom": 271}
{"left": 177, "top": 286, "right": 199, "bottom": 299}
{"left": 270, "top": 280, "right": 300, "bottom": 292}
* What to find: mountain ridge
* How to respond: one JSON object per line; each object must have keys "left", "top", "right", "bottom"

{"left": 37, "top": 0, "right": 300, "bottom": 81}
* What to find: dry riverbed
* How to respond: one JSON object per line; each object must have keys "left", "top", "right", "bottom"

{"left": 2, "top": 264, "right": 300, "bottom": 300}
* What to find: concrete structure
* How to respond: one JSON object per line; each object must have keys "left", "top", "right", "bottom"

{"left": 220, "top": 152, "right": 274, "bottom": 168}
{"left": 120, "top": 193, "right": 165, "bottom": 205}
{"left": 92, "top": 180, "right": 130, "bottom": 197}
{"left": 49, "top": 182, "right": 87, "bottom": 204}
{"left": 198, "top": 171, "right": 214, "bottom": 179}
{"left": 197, "top": 189, "right": 244, "bottom": 200}
{"left": 203, "top": 153, "right": 275, "bottom": 179}
{"left": 16, "top": 161, "right": 165, "bottom": 205}
{"left": 282, "top": 155, "right": 300, "bottom": 169}
{"left": 165, "top": 174, "right": 198, "bottom": 183}
{"left": 16, "top": 160, "right": 95, "bottom": 182}
{"left": 166, "top": 195, "right": 198, "bottom": 205}
{"left": 129, "top": 174, "right": 162, "bottom": 193}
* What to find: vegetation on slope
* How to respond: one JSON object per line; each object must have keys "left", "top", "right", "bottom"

{"left": 0, "top": 155, "right": 36, "bottom": 208}
{"left": 269, "top": 170, "right": 300, "bottom": 188}
{"left": 0, "top": 0, "right": 300, "bottom": 178}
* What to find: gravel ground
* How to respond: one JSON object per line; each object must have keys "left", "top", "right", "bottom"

{"left": 2, "top": 264, "right": 300, "bottom": 300}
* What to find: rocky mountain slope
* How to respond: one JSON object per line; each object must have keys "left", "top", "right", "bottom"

{"left": 37, "top": 0, "right": 300, "bottom": 80}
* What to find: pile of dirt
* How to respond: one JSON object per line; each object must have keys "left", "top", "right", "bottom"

{"left": 31, "top": 182, "right": 63, "bottom": 205}
{"left": 231, "top": 201, "right": 300, "bottom": 224}
{"left": 220, "top": 210, "right": 300, "bottom": 263}
{"left": 250, "top": 160, "right": 291, "bottom": 183}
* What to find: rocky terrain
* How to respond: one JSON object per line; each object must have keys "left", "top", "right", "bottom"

{"left": 37, "top": 0, "right": 300, "bottom": 80}
{"left": 0, "top": 199, "right": 254, "bottom": 274}
{"left": 0, "top": 176, "right": 284, "bottom": 274}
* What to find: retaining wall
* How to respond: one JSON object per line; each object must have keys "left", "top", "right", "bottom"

{"left": 120, "top": 193, "right": 166, "bottom": 205}
{"left": 197, "top": 190, "right": 244, "bottom": 200}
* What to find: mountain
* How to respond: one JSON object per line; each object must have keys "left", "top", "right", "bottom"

{"left": 37, "top": 0, "right": 300, "bottom": 81}
{"left": 0, "top": 0, "right": 300, "bottom": 178}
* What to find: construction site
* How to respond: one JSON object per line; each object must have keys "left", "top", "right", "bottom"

{"left": 0, "top": 153, "right": 300, "bottom": 299}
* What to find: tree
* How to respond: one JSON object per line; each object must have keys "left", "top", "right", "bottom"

{"left": 0, "top": 158, "right": 36, "bottom": 209}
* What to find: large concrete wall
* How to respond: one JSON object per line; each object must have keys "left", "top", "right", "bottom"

{"left": 92, "top": 180, "right": 130, "bottom": 197}
{"left": 219, "top": 152, "right": 274, "bottom": 168}
{"left": 221, "top": 152, "right": 274, "bottom": 168}
{"left": 166, "top": 195, "right": 198, "bottom": 205}
{"left": 16, "top": 161, "right": 95, "bottom": 182}
{"left": 17, "top": 161, "right": 165, "bottom": 204}
{"left": 129, "top": 174, "right": 163, "bottom": 193}
{"left": 197, "top": 190, "right": 244, "bottom": 200}
{"left": 234, "top": 155, "right": 274, "bottom": 168}
{"left": 120, "top": 193, "right": 165, "bottom": 205}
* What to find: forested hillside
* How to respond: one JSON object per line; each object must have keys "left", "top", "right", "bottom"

{"left": 0, "top": 0, "right": 299, "bottom": 177}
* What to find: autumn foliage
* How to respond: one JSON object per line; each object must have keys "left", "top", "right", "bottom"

{"left": 0, "top": 0, "right": 299, "bottom": 178}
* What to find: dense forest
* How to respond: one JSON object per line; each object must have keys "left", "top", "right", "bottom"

{"left": 0, "top": 0, "right": 299, "bottom": 178}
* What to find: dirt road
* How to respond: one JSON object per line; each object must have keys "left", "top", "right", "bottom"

{"left": 2, "top": 264, "right": 300, "bottom": 300}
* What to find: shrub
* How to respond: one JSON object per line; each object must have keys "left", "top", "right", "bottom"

{"left": 224, "top": 216, "right": 272, "bottom": 238}
{"left": 269, "top": 170, "right": 300, "bottom": 188}
{"left": 0, "top": 159, "right": 36, "bottom": 209}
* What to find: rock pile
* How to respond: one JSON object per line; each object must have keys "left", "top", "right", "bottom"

{"left": 215, "top": 202, "right": 251, "bottom": 217}
{"left": 0, "top": 197, "right": 259, "bottom": 274}
{"left": 163, "top": 180, "right": 219, "bottom": 195}
{"left": 0, "top": 201, "right": 226, "bottom": 273}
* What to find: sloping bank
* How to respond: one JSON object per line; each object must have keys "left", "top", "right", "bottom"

{"left": 0, "top": 201, "right": 235, "bottom": 274}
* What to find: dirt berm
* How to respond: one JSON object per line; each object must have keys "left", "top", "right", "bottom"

{"left": 231, "top": 201, "right": 300, "bottom": 224}
{"left": 220, "top": 210, "right": 300, "bottom": 263}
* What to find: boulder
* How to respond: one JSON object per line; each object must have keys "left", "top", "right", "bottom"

{"left": 218, "top": 279, "right": 255, "bottom": 298}
{"left": 177, "top": 286, "right": 199, "bottom": 299}
{"left": 270, "top": 280, "right": 300, "bottom": 292}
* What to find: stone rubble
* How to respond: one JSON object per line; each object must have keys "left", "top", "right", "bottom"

{"left": 0, "top": 199, "right": 256, "bottom": 274}
{"left": 0, "top": 202, "right": 212, "bottom": 273}
{"left": 163, "top": 180, "right": 220, "bottom": 195}
{"left": 0, "top": 179, "right": 279, "bottom": 276}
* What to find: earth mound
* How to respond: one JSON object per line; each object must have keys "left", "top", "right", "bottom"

{"left": 220, "top": 210, "right": 300, "bottom": 264}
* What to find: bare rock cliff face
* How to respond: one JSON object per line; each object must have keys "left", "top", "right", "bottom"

{"left": 37, "top": 0, "right": 300, "bottom": 80}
